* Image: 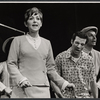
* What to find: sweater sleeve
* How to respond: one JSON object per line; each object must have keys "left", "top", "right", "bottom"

{"left": 46, "top": 41, "right": 67, "bottom": 89}
{"left": 7, "top": 37, "right": 26, "bottom": 86}
{"left": 2, "top": 62, "right": 10, "bottom": 87}
{"left": 0, "top": 82, "right": 6, "bottom": 91}
{"left": 0, "top": 63, "right": 6, "bottom": 91}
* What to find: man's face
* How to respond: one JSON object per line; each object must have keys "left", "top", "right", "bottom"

{"left": 25, "top": 13, "right": 42, "bottom": 32}
{"left": 86, "top": 31, "right": 97, "bottom": 46}
{"left": 71, "top": 36, "right": 86, "bottom": 57}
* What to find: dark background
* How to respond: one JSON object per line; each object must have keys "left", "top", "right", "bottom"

{"left": 0, "top": 3, "right": 100, "bottom": 61}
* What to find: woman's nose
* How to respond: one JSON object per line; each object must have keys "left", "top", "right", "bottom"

{"left": 33, "top": 18, "right": 37, "bottom": 23}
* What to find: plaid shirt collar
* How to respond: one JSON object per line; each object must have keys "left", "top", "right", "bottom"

{"left": 66, "top": 47, "right": 88, "bottom": 63}
{"left": 83, "top": 47, "right": 93, "bottom": 57}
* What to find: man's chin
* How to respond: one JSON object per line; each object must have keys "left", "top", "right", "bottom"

{"left": 74, "top": 51, "right": 81, "bottom": 55}
{"left": 92, "top": 43, "right": 96, "bottom": 46}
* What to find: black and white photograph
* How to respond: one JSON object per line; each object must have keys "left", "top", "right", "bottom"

{"left": 0, "top": 1, "right": 100, "bottom": 98}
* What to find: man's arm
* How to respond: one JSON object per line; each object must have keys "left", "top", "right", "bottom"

{"left": 0, "top": 82, "right": 6, "bottom": 92}
{"left": 0, "top": 82, "right": 12, "bottom": 97}
{"left": 89, "top": 57, "right": 98, "bottom": 98}
{"left": 46, "top": 41, "right": 75, "bottom": 92}
{"left": 50, "top": 81, "right": 64, "bottom": 98}
{"left": 96, "top": 79, "right": 100, "bottom": 89}
{"left": 90, "top": 80, "right": 98, "bottom": 98}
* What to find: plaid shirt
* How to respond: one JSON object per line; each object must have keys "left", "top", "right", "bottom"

{"left": 55, "top": 47, "right": 95, "bottom": 98}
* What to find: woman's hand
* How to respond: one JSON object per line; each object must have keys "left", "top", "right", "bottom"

{"left": 20, "top": 80, "right": 32, "bottom": 88}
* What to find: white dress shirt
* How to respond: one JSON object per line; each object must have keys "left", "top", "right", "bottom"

{"left": 26, "top": 33, "right": 41, "bottom": 50}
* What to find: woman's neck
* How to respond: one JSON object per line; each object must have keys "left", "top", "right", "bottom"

{"left": 28, "top": 31, "right": 39, "bottom": 38}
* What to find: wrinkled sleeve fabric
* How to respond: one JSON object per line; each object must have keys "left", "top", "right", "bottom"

{"left": 46, "top": 41, "right": 67, "bottom": 89}
{"left": 7, "top": 37, "right": 25, "bottom": 85}
{"left": 55, "top": 54, "right": 69, "bottom": 90}
{"left": 0, "top": 63, "right": 6, "bottom": 91}
{"left": 96, "top": 52, "right": 100, "bottom": 86}
{"left": 0, "top": 82, "right": 6, "bottom": 91}
{"left": 55, "top": 53, "right": 62, "bottom": 76}
{"left": 88, "top": 57, "right": 96, "bottom": 82}
{"left": 2, "top": 62, "right": 10, "bottom": 87}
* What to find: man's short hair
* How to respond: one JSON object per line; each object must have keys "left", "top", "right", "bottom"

{"left": 71, "top": 31, "right": 88, "bottom": 43}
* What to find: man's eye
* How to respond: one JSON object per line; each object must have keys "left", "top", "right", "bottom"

{"left": 81, "top": 44, "right": 85, "bottom": 46}
{"left": 88, "top": 34, "right": 92, "bottom": 37}
{"left": 75, "top": 42, "right": 79, "bottom": 45}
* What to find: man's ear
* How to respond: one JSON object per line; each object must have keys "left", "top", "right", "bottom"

{"left": 24, "top": 22, "right": 27, "bottom": 27}
{"left": 71, "top": 39, "right": 73, "bottom": 45}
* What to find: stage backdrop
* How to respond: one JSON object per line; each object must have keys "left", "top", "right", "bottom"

{"left": 0, "top": 3, "right": 100, "bottom": 61}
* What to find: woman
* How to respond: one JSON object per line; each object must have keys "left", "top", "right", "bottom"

{"left": 7, "top": 7, "right": 74, "bottom": 98}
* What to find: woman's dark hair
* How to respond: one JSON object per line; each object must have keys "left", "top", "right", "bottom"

{"left": 24, "top": 7, "right": 43, "bottom": 23}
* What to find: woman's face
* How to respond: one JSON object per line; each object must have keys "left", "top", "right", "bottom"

{"left": 26, "top": 13, "right": 42, "bottom": 32}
